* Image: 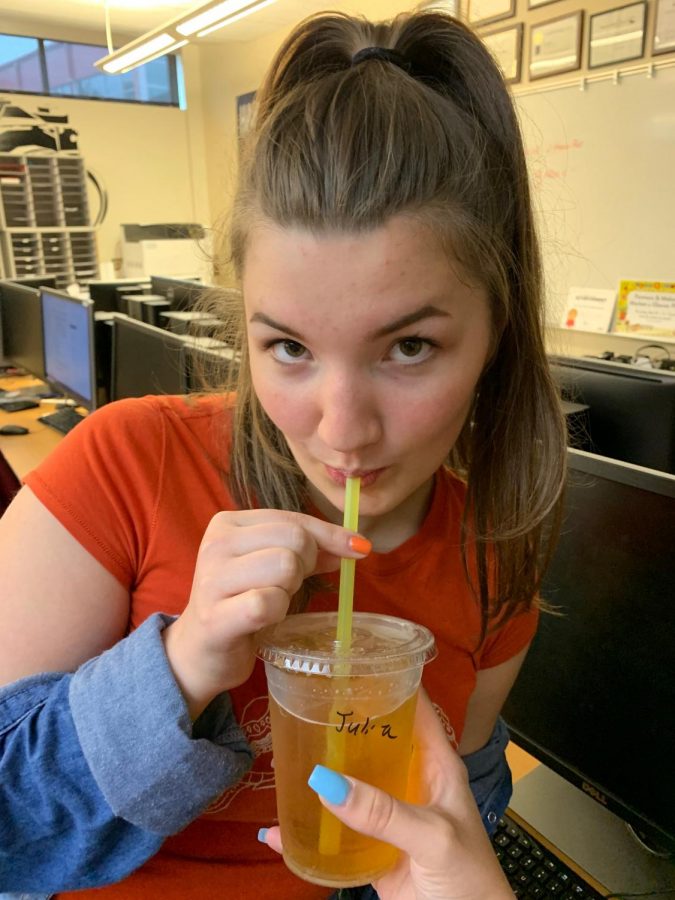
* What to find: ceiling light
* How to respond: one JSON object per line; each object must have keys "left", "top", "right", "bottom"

{"left": 196, "top": 0, "right": 278, "bottom": 37}
{"left": 99, "top": 33, "right": 177, "bottom": 74}
{"left": 177, "top": 0, "right": 265, "bottom": 36}
{"left": 95, "top": 0, "right": 274, "bottom": 75}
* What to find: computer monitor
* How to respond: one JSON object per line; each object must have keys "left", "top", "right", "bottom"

{"left": 549, "top": 355, "right": 675, "bottom": 474}
{"left": 6, "top": 275, "right": 58, "bottom": 290}
{"left": 41, "top": 288, "right": 97, "bottom": 410}
{"left": 110, "top": 316, "right": 186, "bottom": 401}
{"left": 181, "top": 340, "right": 236, "bottom": 393}
{"left": 86, "top": 279, "right": 150, "bottom": 314}
{"left": 149, "top": 275, "right": 204, "bottom": 312}
{"left": 502, "top": 448, "right": 675, "bottom": 856}
{"left": 0, "top": 281, "right": 45, "bottom": 377}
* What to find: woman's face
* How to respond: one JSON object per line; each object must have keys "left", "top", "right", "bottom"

{"left": 243, "top": 215, "right": 492, "bottom": 538}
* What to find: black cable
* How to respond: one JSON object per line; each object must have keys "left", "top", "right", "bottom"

{"left": 633, "top": 343, "right": 671, "bottom": 362}
{"left": 86, "top": 166, "right": 108, "bottom": 227}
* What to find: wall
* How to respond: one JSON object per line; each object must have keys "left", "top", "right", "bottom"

{"left": 472, "top": 0, "right": 675, "bottom": 357}
{"left": 1, "top": 15, "right": 210, "bottom": 272}
{"left": 197, "top": 0, "right": 675, "bottom": 367}
{"left": 198, "top": 0, "right": 417, "bottom": 286}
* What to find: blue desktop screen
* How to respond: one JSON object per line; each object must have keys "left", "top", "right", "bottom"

{"left": 41, "top": 290, "right": 93, "bottom": 406}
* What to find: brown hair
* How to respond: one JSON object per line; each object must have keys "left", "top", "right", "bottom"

{"left": 201, "top": 9, "right": 567, "bottom": 641}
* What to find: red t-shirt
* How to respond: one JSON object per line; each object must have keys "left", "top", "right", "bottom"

{"left": 25, "top": 395, "right": 537, "bottom": 899}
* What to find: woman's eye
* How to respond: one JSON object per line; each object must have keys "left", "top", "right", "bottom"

{"left": 389, "top": 337, "right": 434, "bottom": 363}
{"left": 270, "top": 339, "right": 309, "bottom": 362}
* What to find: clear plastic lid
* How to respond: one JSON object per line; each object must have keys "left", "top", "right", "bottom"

{"left": 256, "top": 611, "right": 437, "bottom": 676}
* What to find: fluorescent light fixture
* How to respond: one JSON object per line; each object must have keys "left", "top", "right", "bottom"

{"left": 197, "top": 0, "right": 278, "bottom": 37}
{"left": 111, "top": 39, "right": 188, "bottom": 74}
{"left": 95, "top": 0, "right": 273, "bottom": 75}
{"left": 98, "top": 32, "right": 176, "bottom": 74}
{"left": 177, "top": 0, "right": 264, "bottom": 36}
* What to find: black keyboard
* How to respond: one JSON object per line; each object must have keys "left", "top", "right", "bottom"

{"left": 0, "top": 398, "right": 40, "bottom": 412}
{"left": 493, "top": 813, "right": 605, "bottom": 898}
{"left": 38, "top": 406, "right": 85, "bottom": 435}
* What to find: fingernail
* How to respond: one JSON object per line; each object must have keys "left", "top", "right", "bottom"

{"left": 349, "top": 535, "right": 372, "bottom": 555}
{"left": 308, "top": 765, "right": 351, "bottom": 805}
{"left": 257, "top": 827, "right": 269, "bottom": 843}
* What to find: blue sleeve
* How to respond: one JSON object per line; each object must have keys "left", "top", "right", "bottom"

{"left": 0, "top": 614, "right": 253, "bottom": 893}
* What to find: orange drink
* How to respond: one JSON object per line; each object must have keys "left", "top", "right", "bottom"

{"left": 257, "top": 612, "right": 436, "bottom": 888}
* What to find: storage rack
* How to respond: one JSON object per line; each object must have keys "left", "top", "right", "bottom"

{"left": 0, "top": 152, "right": 98, "bottom": 288}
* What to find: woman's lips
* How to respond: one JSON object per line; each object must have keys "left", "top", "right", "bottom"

{"left": 324, "top": 466, "right": 386, "bottom": 487}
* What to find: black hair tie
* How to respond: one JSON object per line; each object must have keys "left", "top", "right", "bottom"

{"left": 351, "top": 46, "right": 411, "bottom": 73}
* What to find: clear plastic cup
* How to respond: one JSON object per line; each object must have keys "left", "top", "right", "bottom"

{"left": 257, "top": 611, "right": 436, "bottom": 888}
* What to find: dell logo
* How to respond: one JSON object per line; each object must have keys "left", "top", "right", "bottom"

{"left": 582, "top": 781, "right": 608, "bottom": 806}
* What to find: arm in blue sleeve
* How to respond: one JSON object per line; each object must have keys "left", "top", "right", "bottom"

{"left": 0, "top": 613, "right": 253, "bottom": 892}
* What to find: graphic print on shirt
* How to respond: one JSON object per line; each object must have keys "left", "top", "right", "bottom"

{"left": 432, "top": 700, "right": 459, "bottom": 749}
{"left": 203, "top": 694, "right": 459, "bottom": 817}
{"left": 204, "top": 695, "right": 275, "bottom": 813}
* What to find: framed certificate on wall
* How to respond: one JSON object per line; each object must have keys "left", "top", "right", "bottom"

{"left": 468, "top": 0, "right": 515, "bottom": 27}
{"left": 483, "top": 23, "right": 523, "bottom": 82}
{"left": 529, "top": 12, "right": 583, "bottom": 79}
{"left": 653, "top": 0, "right": 675, "bottom": 54}
{"left": 589, "top": 2, "right": 646, "bottom": 68}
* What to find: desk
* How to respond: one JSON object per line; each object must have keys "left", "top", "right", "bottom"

{"left": 0, "top": 375, "right": 66, "bottom": 479}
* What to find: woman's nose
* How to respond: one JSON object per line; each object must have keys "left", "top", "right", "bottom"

{"left": 315, "top": 373, "right": 383, "bottom": 455}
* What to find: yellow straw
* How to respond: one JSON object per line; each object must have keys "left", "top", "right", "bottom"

{"left": 336, "top": 476, "right": 361, "bottom": 646}
{"left": 318, "top": 476, "right": 361, "bottom": 856}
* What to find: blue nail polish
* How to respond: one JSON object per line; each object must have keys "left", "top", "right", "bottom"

{"left": 308, "top": 764, "right": 350, "bottom": 805}
{"left": 257, "top": 827, "right": 269, "bottom": 843}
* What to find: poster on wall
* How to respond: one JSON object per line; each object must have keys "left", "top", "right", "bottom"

{"left": 560, "top": 287, "right": 616, "bottom": 333}
{"left": 614, "top": 280, "right": 675, "bottom": 336}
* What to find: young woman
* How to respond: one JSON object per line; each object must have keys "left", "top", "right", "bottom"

{"left": 0, "top": 9, "right": 565, "bottom": 899}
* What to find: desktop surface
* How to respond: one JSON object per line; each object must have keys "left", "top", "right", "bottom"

{"left": 0, "top": 375, "right": 66, "bottom": 478}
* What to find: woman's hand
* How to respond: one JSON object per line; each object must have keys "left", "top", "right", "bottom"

{"left": 260, "top": 691, "right": 514, "bottom": 900}
{"left": 162, "top": 509, "right": 370, "bottom": 718}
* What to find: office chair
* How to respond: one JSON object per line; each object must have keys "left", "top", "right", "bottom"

{"left": 0, "top": 450, "right": 21, "bottom": 517}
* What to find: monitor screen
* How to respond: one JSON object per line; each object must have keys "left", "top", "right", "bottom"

{"left": 41, "top": 289, "right": 96, "bottom": 409}
{"left": 149, "top": 275, "right": 204, "bottom": 312}
{"left": 111, "top": 316, "right": 186, "bottom": 400}
{"left": 502, "top": 449, "right": 675, "bottom": 855}
{"left": 549, "top": 355, "right": 675, "bottom": 474}
{"left": 0, "top": 281, "right": 45, "bottom": 377}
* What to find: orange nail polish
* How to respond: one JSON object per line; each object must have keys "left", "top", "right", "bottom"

{"left": 349, "top": 535, "right": 372, "bottom": 555}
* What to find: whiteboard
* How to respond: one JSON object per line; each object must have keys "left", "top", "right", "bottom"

{"left": 514, "top": 65, "right": 675, "bottom": 326}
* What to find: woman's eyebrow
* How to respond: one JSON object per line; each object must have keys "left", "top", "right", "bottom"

{"left": 249, "top": 304, "right": 451, "bottom": 341}
{"left": 249, "top": 312, "right": 303, "bottom": 339}
{"left": 367, "top": 305, "right": 451, "bottom": 339}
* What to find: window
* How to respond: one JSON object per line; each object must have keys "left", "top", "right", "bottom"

{"left": 0, "top": 33, "right": 181, "bottom": 107}
{"left": 0, "top": 35, "right": 43, "bottom": 94}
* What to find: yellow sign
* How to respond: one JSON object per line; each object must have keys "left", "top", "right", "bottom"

{"left": 614, "top": 280, "right": 675, "bottom": 337}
